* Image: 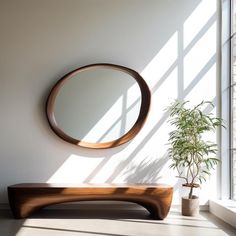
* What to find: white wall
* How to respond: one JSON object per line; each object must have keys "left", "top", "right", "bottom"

{"left": 0, "top": 0, "right": 219, "bottom": 205}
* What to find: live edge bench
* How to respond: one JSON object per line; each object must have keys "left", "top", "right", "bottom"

{"left": 8, "top": 183, "right": 173, "bottom": 220}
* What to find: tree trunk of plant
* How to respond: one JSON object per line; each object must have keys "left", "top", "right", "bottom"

{"left": 188, "top": 186, "right": 193, "bottom": 199}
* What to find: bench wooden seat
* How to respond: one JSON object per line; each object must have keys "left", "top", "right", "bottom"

{"left": 8, "top": 183, "right": 173, "bottom": 220}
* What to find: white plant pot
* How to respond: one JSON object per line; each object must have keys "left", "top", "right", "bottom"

{"left": 181, "top": 196, "right": 199, "bottom": 216}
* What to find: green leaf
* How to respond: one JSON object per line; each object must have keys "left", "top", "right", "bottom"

{"left": 166, "top": 100, "right": 224, "bottom": 187}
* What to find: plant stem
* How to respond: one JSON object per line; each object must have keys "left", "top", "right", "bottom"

{"left": 189, "top": 186, "right": 193, "bottom": 199}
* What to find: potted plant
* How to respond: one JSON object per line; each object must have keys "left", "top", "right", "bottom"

{"left": 167, "top": 100, "right": 224, "bottom": 216}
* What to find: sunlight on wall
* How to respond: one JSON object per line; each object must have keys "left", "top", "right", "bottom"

{"left": 185, "top": 64, "right": 216, "bottom": 104}
{"left": 47, "top": 155, "right": 103, "bottom": 183}
{"left": 184, "top": 22, "right": 216, "bottom": 89}
{"left": 46, "top": 0, "right": 218, "bottom": 204}
{"left": 184, "top": 0, "right": 216, "bottom": 49}
{"left": 141, "top": 32, "right": 178, "bottom": 88}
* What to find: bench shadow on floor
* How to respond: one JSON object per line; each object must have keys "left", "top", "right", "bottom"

{"left": 28, "top": 208, "right": 152, "bottom": 219}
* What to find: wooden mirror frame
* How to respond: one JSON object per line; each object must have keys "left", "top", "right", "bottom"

{"left": 46, "top": 63, "right": 151, "bottom": 149}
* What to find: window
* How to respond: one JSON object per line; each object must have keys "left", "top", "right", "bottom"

{"left": 231, "top": 0, "right": 236, "bottom": 200}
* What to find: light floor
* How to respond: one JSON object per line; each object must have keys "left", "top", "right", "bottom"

{"left": 0, "top": 208, "right": 235, "bottom": 236}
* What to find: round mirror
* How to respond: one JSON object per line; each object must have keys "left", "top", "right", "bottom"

{"left": 46, "top": 63, "right": 151, "bottom": 149}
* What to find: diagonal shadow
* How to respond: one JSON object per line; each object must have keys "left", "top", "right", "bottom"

{"left": 106, "top": 95, "right": 218, "bottom": 183}
{"left": 84, "top": 0, "right": 216, "bottom": 151}
{"left": 105, "top": 112, "right": 170, "bottom": 183}
{"left": 83, "top": 1, "right": 217, "bottom": 184}
{"left": 85, "top": 50, "right": 215, "bottom": 183}
{"left": 81, "top": 3, "right": 216, "bottom": 182}
{"left": 104, "top": 13, "right": 217, "bottom": 183}
{"left": 112, "top": 218, "right": 221, "bottom": 230}
{"left": 178, "top": 22, "right": 184, "bottom": 99}
{"left": 96, "top": 92, "right": 139, "bottom": 143}
{"left": 122, "top": 154, "right": 169, "bottom": 183}
{"left": 84, "top": 156, "right": 113, "bottom": 182}
{"left": 22, "top": 225, "right": 132, "bottom": 236}
{"left": 183, "top": 54, "right": 216, "bottom": 98}
{"left": 184, "top": 13, "right": 217, "bottom": 55}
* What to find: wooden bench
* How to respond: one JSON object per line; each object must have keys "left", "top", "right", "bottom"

{"left": 8, "top": 183, "right": 173, "bottom": 220}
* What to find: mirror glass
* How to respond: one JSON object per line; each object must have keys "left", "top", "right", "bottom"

{"left": 54, "top": 67, "right": 141, "bottom": 143}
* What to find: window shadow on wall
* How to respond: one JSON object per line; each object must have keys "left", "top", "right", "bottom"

{"left": 44, "top": 0, "right": 218, "bottom": 187}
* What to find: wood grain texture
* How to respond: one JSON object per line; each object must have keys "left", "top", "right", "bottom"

{"left": 8, "top": 183, "right": 173, "bottom": 220}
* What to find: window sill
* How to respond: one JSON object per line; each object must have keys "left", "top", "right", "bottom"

{"left": 209, "top": 199, "right": 236, "bottom": 228}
